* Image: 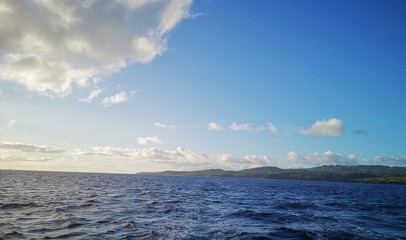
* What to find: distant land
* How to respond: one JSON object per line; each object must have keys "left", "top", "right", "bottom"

{"left": 140, "top": 165, "right": 406, "bottom": 185}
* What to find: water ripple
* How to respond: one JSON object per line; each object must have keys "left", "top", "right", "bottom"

{"left": 1, "top": 170, "right": 405, "bottom": 239}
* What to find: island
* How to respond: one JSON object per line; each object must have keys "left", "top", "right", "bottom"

{"left": 140, "top": 165, "right": 406, "bottom": 184}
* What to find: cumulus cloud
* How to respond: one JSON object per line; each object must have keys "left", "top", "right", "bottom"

{"left": 368, "top": 155, "right": 406, "bottom": 166}
{"left": 137, "top": 136, "right": 162, "bottom": 145}
{"left": 154, "top": 122, "right": 175, "bottom": 129}
{"left": 2, "top": 140, "right": 406, "bottom": 172}
{"left": 0, "top": 0, "right": 192, "bottom": 96}
{"left": 287, "top": 151, "right": 299, "bottom": 161}
{"left": 101, "top": 91, "right": 128, "bottom": 106}
{"left": 282, "top": 150, "right": 363, "bottom": 168}
{"left": 230, "top": 122, "right": 252, "bottom": 132}
{"left": 300, "top": 118, "right": 344, "bottom": 136}
{"left": 208, "top": 122, "right": 224, "bottom": 131}
{"left": 301, "top": 151, "right": 360, "bottom": 167}
{"left": 79, "top": 87, "right": 103, "bottom": 103}
{"left": 257, "top": 122, "right": 278, "bottom": 134}
{"left": 80, "top": 145, "right": 208, "bottom": 163}
{"left": 347, "top": 153, "right": 355, "bottom": 160}
{"left": 0, "top": 142, "right": 64, "bottom": 153}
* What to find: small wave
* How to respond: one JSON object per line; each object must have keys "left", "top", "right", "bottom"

{"left": 269, "top": 227, "right": 317, "bottom": 240}
{"left": 3, "top": 231, "right": 25, "bottom": 239}
{"left": 234, "top": 231, "right": 273, "bottom": 240}
{"left": 51, "top": 231, "right": 86, "bottom": 239}
{"left": 66, "top": 222, "right": 84, "bottom": 229}
{"left": 85, "top": 199, "right": 100, "bottom": 204}
{"left": 230, "top": 209, "right": 280, "bottom": 221}
{"left": 0, "top": 202, "right": 40, "bottom": 209}
{"left": 275, "top": 201, "right": 316, "bottom": 210}
{"left": 324, "top": 229, "right": 372, "bottom": 240}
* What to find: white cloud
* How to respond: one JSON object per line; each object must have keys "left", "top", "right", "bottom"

{"left": 0, "top": 142, "right": 64, "bottom": 153}
{"left": 101, "top": 91, "right": 128, "bottom": 107}
{"left": 300, "top": 118, "right": 344, "bottom": 136}
{"left": 282, "top": 150, "right": 363, "bottom": 168}
{"left": 80, "top": 145, "right": 209, "bottom": 163}
{"left": 257, "top": 122, "right": 278, "bottom": 134}
{"left": 208, "top": 122, "right": 224, "bottom": 131}
{"left": 1, "top": 155, "right": 55, "bottom": 162}
{"left": 301, "top": 151, "right": 359, "bottom": 167}
{"left": 357, "top": 155, "right": 406, "bottom": 166}
{"left": 154, "top": 122, "right": 175, "bottom": 129}
{"left": 79, "top": 87, "right": 103, "bottom": 103}
{"left": 0, "top": 0, "right": 192, "bottom": 96}
{"left": 137, "top": 136, "right": 162, "bottom": 145}
{"left": 0, "top": 120, "right": 17, "bottom": 131}
{"left": 2, "top": 140, "right": 405, "bottom": 172}
{"left": 348, "top": 153, "right": 357, "bottom": 161}
{"left": 243, "top": 155, "right": 273, "bottom": 165}
{"left": 230, "top": 122, "right": 252, "bottom": 132}
{"left": 287, "top": 151, "right": 299, "bottom": 161}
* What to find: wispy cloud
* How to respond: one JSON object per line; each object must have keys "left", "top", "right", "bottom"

{"left": 0, "top": 142, "right": 64, "bottom": 153}
{"left": 300, "top": 118, "right": 344, "bottom": 137}
{"left": 137, "top": 136, "right": 162, "bottom": 145}
{"left": 0, "top": 0, "right": 192, "bottom": 96}
{"left": 353, "top": 129, "right": 368, "bottom": 137}
{"left": 208, "top": 122, "right": 224, "bottom": 131}
{"left": 0, "top": 120, "right": 17, "bottom": 131}
{"left": 257, "top": 122, "right": 278, "bottom": 134}
{"left": 154, "top": 122, "right": 176, "bottom": 129}
{"left": 364, "top": 140, "right": 376, "bottom": 145}
{"left": 79, "top": 88, "right": 103, "bottom": 103}
{"left": 1, "top": 155, "right": 55, "bottom": 162}
{"left": 230, "top": 122, "right": 252, "bottom": 132}
{"left": 101, "top": 91, "right": 128, "bottom": 107}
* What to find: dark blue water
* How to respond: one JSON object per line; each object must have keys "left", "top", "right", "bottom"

{"left": 0, "top": 170, "right": 405, "bottom": 239}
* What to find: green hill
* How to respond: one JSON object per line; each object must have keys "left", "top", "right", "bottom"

{"left": 140, "top": 165, "right": 406, "bottom": 184}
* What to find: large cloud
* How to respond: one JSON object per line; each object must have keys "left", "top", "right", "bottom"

{"left": 300, "top": 118, "right": 344, "bottom": 137}
{"left": 0, "top": 0, "right": 192, "bottom": 96}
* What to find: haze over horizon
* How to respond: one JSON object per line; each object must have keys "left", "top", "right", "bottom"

{"left": 1, "top": 0, "right": 405, "bottom": 173}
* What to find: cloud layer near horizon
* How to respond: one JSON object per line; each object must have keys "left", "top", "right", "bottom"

{"left": 1, "top": 141, "right": 405, "bottom": 173}
{"left": 0, "top": 0, "right": 192, "bottom": 96}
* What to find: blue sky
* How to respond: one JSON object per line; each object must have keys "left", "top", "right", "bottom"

{"left": 1, "top": 0, "right": 405, "bottom": 173}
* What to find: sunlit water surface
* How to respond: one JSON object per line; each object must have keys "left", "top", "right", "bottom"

{"left": 1, "top": 170, "right": 405, "bottom": 239}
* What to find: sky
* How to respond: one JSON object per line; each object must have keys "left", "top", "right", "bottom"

{"left": 1, "top": 0, "right": 405, "bottom": 173}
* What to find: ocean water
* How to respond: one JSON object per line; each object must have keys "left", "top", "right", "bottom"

{"left": 0, "top": 170, "right": 405, "bottom": 239}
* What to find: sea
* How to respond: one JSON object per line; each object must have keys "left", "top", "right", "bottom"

{"left": 0, "top": 170, "right": 405, "bottom": 239}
